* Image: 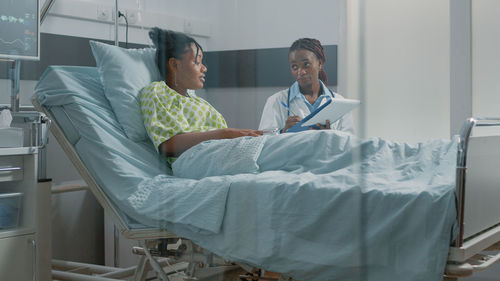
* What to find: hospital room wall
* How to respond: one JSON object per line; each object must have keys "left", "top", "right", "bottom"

{"left": 196, "top": 0, "right": 500, "bottom": 140}
{"left": 197, "top": 0, "right": 347, "bottom": 131}
{"left": 471, "top": 0, "right": 500, "bottom": 137}
{"left": 38, "top": 0, "right": 211, "bottom": 46}
{"left": 0, "top": 0, "right": 213, "bottom": 106}
{"left": 2, "top": 0, "right": 345, "bottom": 131}
{"left": 346, "top": 0, "right": 450, "bottom": 143}
{"left": 6, "top": 0, "right": 498, "bottom": 139}
{"left": 197, "top": 0, "right": 345, "bottom": 129}
{"left": 345, "top": 0, "right": 500, "bottom": 143}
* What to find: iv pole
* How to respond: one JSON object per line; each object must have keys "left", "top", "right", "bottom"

{"left": 9, "top": 60, "right": 20, "bottom": 112}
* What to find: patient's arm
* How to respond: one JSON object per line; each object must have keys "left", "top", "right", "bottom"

{"left": 159, "top": 128, "right": 263, "bottom": 157}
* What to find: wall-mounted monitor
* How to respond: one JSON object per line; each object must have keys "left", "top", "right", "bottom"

{"left": 0, "top": 0, "right": 40, "bottom": 60}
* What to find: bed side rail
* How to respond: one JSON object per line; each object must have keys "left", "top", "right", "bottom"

{"left": 455, "top": 117, "right": 500, "bottom": 247}
{"left": 32, "top": 98, "right": 176, "bottom": 240}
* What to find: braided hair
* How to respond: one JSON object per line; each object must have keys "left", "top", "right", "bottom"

{"left": 149, "top": 27, "right": 203, "bottom": 79}
{"left": 289, "top": 38, "right": 328, "bottom": 86}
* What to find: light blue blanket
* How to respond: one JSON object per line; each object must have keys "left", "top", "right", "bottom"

{"left": 35, "top": 66, "right": 457, "bottom": 281}
{"left": 130, "top": 130, "right": 458, "bottom": 281}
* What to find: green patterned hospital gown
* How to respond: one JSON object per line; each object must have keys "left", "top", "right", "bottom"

{"left": 140, "top": 81, "right": 227, "bottom": 164}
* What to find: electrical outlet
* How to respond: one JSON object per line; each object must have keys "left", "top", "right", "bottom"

{"left": 97, "top": 6, "right": 111, "bottom": 21}
{"left": 126, "top": 10, "right": 140, "bottom": 24}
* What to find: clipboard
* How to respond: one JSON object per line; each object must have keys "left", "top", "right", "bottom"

{"left": 287, "top": 98, "right": 360, "bottom": 132}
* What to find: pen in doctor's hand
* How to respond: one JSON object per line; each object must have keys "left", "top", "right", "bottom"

{"left": 280, "top": 101, "right": 299, "bottom": 116}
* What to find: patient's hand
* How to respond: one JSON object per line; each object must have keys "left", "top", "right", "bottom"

{"left": 220, "top": 128, "right": 263, "bottom": 139}
{"left": 283, "top": 115, "right": 302, "bottom": 133}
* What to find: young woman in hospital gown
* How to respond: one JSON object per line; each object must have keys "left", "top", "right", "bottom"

{"left": 258, "top": 38, "right": 354, "bottom": 134}
{"left": 140, "top": 28, "right": 262, "bottom": 164}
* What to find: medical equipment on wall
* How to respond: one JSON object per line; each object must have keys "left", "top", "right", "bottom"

{"left": 0, "top": 0, "right": 40, "bottom": 112}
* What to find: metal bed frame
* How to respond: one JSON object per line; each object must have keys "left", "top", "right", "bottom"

{"left": 33, "top": 95, "right": 500, "bottom": 281}
{"left": 445, "top": 117, "right": 500, "bottom": 279}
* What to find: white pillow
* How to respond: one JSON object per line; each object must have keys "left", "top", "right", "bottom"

{"left": 90, "top": 40, "right": 161, "bottom": 141}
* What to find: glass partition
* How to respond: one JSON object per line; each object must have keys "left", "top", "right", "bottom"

{"left": 18, "top": 0, "right": 500, "bottom": 280}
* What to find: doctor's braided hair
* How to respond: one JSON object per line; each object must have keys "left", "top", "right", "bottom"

{"left": 289, "top": 38, "right": 328, "bottom": 86}
{"left": 149, "top": 27, "right": 203, "bottom": 79}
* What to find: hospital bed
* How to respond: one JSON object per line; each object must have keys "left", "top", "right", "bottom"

{"left": 32, "top": 65, "right": 500, "bottom": 281}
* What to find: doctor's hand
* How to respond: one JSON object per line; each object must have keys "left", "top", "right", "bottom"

{"left": 311, "top": 120, "right": 331, "bottom": 130}
{"left": 219, "top": 128, "right": 263, "bottom": 139}
{"left": 282, "top": 116, "right": 302, "bottom": 133}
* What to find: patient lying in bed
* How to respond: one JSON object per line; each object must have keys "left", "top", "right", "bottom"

{"left": 35, "top": 65, "right": 458, "bottom": 281}
{"left": 131, "top": 126, "right": 458, "bottom": 281}
{"left": 34, "top": 28, "right": 459, "bottom": 280}
{"left": 141, "top": 28, "right": 263, "bottom": 166}
{"left": 135, "top": 28, "right": 458, "bottom": 281}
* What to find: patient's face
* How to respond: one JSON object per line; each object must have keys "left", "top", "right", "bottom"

{"left": 177, "top": 43, "right": 207, "bottom": 90}
{"left": 289, "top": 49, "right": 322, "bottom": 89}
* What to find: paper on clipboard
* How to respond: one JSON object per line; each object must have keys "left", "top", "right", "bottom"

{"left": 300, "top": 98, "right": 360, "bottom": 126}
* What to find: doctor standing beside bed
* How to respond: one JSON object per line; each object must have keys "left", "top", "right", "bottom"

{"left": 140, "top": 28, "right": 262, "bottom": 163}
{"left": 259, "top": 38, "right": 354, "bottom": 134}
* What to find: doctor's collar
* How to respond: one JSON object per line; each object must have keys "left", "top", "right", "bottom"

{"left": 289, "top": 80, "right": 334, "bottom": 101}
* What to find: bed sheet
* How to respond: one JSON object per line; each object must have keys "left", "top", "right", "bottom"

{"left": 34, "top": 66, "right": 457, "bottom": 281}
{"left": 133, "top": 130, "right": 458, "bottom": 281}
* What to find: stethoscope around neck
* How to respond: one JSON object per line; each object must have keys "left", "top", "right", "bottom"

{"left": 286, "top": 85, "right": 335, "bottom": 117}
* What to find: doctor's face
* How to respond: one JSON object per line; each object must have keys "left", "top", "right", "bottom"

{"left": 176, "top": 43, "right": 207, "bottom": 90}
{"left": 289, "top": 49, "right": 322, "bottom": 88}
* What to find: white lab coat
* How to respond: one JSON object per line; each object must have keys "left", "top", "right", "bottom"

{"left": 258, "top": 87, "right": 355, "bottom": 134}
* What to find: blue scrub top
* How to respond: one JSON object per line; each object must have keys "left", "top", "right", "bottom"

{"left": 288, "top": 81, "right": 333, "bottom": 114}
